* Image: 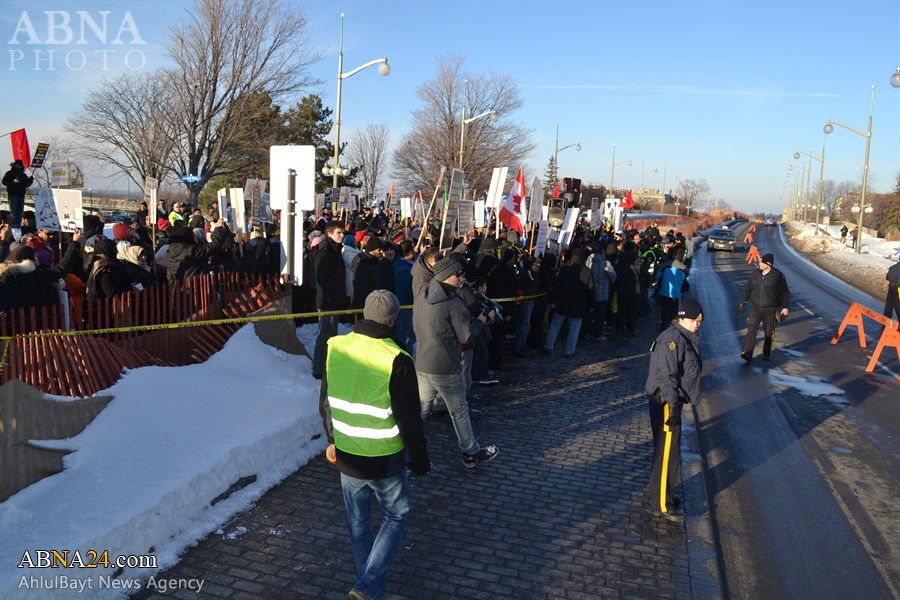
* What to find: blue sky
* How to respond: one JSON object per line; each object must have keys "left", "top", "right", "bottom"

{"left": 1, "top": 0, "right": 898, "bottom": 215}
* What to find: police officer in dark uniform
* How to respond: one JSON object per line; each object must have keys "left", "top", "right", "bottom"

{"left": 738, "top": 253, "right": 790, "bottom": 362}
{"left": 644, "top": 298, "right": 703, "bottom": 521}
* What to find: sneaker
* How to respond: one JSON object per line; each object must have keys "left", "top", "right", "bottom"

{"left": 348, "top": 589, "right": 373, "bottom": 600}
{"left": 740, "top": 352, "right": 752, "bottom": 363}
{"left": 463, "top": 445, "right": 499, "bottom": 468}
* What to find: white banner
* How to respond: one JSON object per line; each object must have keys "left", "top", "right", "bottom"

{"left": 534, "top": 220, "right": 550, "bottom": 257}
{"left": 486, "top": 167, "right": 509, "bottom": 210}
{"left": 230, "top": 188, "right": 246, "bottom": 233}
{"left": 527, "top": 176, "right": 544, "bottom": 223}
{"left": 400, "top": 197, "right": 412, "bottom": 218}
{"left": 474, "top": 200, "right": 486, "bottom": 229}
{"left": 558, "top": 208, "right": 579, "bottom": 250}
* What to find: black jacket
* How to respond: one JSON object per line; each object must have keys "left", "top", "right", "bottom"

{"left": 351, "top": 252, "right": 379, "bottom": 309}
{"left": 314, "top": 237, "right": 347, "bottom": 310}
{"left": 2, "top": 168, "right": 33, "bottom": 195}
{"left": 644, "top": 322, "right": 702, "bottom": 406}
{"left": 320, "top": 319, "right": 429, "bottom": 478}
{"left": 739, "top": 266, "right": 790, "bottom": 310}
{"left": 550, "top": 259, "right": 594, "bottom": 318}
{"left": 0, "top": 241, "right": 81, "bottom": 311}
{"left": 165, "top": 226, "right": 229, "bottom": 284}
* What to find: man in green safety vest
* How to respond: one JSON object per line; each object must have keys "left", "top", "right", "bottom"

{"left": 320, "top": 290, "right": 429, "bottom": 600}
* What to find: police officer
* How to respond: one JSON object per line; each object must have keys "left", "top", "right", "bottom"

{"left": 320, "top": 290, "right": 429, "bottom": 600}
{"left": 738, "top": 253, "right": 790, "bottom": 361}
{"left": 644, "top": 298, "right": 703, "bottom": 521}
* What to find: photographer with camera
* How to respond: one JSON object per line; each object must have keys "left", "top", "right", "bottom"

{"left": 413, "top": 255, "right": 500, "bottom": 469}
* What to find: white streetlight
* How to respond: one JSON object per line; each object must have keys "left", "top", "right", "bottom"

{"left": 824, "top": 85, "right": 874, "bottom": 253}
{"left": 325, "top": 13, "right": 390, "bottom": 189}
{"left": 553, "top": 122, "right": 581, "bottom": 188}
{"left": 458, "top": 79, "right": 498, "bottom": 170}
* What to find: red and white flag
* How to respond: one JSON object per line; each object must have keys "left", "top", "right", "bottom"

{"left": 619, "top": 189, "right": 635, "bottom": 209}
{"left": 10, "top": 129, "right": 31, "bottom": 169}
{"left": 552, "top": 180, "right": 560, "bottom": 198}
{"left": 500, "top": 167, "right": 526, "bottom": 234}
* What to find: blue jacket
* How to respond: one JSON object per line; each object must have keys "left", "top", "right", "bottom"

{"left": 655, "top": 259, "right": 688, "bottom": 300}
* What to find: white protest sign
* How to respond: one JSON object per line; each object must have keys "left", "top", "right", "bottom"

{"left": 474, "top": 200, "right": 486, "bottom": 228}
{"left": 535, "top": 220, "right": 550, "bottom": 257}
{"left": 54, "top": 189, "right": 83, "bottom": 233}
{"left": 528, "top": 177, "right": 544, "bottom": 223}
{"left": 230, "top": 188, "right": 246, "bottom": 233}
{"left": 34, "top": 188, "right": 60, "bottom": 230}
{"left": 486, "top": 167, "right": 509, "bottom": 210}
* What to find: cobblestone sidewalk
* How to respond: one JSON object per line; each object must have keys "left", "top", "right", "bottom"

{"left": 134, "top": 316, "right": 720, "bottom": 600}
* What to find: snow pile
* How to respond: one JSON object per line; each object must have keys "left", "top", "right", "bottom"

{"left": 0, "top": 324, "right": 333, "bottom": 599}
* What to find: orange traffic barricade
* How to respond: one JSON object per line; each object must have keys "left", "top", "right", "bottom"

{"left": 744, "top": 231, "right": 754, "bottom": 244}
{"left": 745, "top": 245, "right": 760, "bottom": 264}
{"left": 831, "top": 302, "right": 900, "bottom": 372}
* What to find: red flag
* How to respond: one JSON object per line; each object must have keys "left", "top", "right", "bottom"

{"left": 10, "top": 129, "right": 31, "bottom": 169}
{"left": 389, "top": 182, "right": 395, "bottom": 196}
{"left": 499, "top": 167, "right": 526, "bottom": 234}
{"left": 552, "top": 180, "right": 559, "bottom": 198}
{"left": 619, "top": 189, "right": 635, "bottom": 209}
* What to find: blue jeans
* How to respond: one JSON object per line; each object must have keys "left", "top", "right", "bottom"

{"left": 544, "top": 312, "right": 583, "bottom": 356}
{"left": 8, "top": 194, "right": 24, "bottom": 227}
{"left": 417, "top": 371, "right": 479, "bottom": 454}
{"left": 341, "top": 471, "right": 409, "bottom": 599}
{"left": 513, "top": 299, "right": 534, "bottom": 352}
{"left": 312, "top": 312, "right": 340, "bottom": 378}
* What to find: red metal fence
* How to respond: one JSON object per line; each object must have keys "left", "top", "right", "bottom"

{"left": 1, "top": 273, "right": 289, "bottom": 397}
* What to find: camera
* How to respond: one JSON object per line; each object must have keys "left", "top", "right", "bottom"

{"left": 468, "top": 292, "right": 503, "bottom": 326}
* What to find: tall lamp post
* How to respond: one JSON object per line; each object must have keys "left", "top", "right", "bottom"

{"left": 322, "top": 13, "right": 390, "bottom": 189}
{"left": 458, "top": 79, "right": 497, "bottom": 169}
{"left": 639, "top": 156, "right": 658, "bottom": 203}
{"left": 609, "top": 144, "right": 631, "bottom": 198}
{"left": 793, "top": 137, "right": 826, "bottom": 234}
{"left": 553, "top": 122, "right": 581, "bottom": 188}
{"left": 824, "top": 85, "right": 874, "bottom": 253}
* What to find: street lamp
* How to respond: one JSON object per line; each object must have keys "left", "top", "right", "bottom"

{"left": 793, "top": 137, "right": 826, "bottom": 234}
{"left": 553, "top": 122, "right": 581, "bottom": 188}
{"left": 824, "top": 85, "right": 874, "bottom": 253}
{"left": 639, "top": 156, "right": 658, "bottom": 201}
{"left": 891, "top": 66, "right": 900, "bottom": 88}
{"left": 609, "top": 144, "right": 631, "bottom": 198}
{"left": 458, "top": 79, "right": 498, "bottom": 170}
{"left": 323, "top": 13, "right": 390, "bottom": 189}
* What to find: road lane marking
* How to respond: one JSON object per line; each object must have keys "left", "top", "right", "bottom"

{"left": 797, "top": 302, "right": 814, "bottom": 316}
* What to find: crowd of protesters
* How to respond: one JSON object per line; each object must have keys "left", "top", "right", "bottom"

{"left": 302, "top": 203, "right": 697, "bottom": 400}
{"left": 0, "top": 199, "right": 282, "bottom": 318}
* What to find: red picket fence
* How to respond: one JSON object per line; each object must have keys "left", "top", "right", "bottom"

{"left": 0, "top": 272, "right": 289, "bottom": 397}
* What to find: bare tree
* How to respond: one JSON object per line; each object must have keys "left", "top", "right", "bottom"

{"left": 66, "top": 71, "right": 176, "bottom": 189}
{"left": 163, "top": 0, "right": 321, "bottom": 204}
{"left": 31, "top": 136, "right": 77, "bottom": 188}
{"left": 345, "top": 124, "right": 390, "bottom": 200}
{"left": 675, "top": 178, "right": 710, "bottom": 215}
{"left": 392, "top": 55, "right": 535, "bottom": 196}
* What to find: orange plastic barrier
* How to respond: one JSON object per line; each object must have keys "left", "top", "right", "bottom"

{"left": 744, "top": 231, "right": 754, "bottom": 244}
{"left": 831, "top": 302, "right": 900, "bottom": 372}
{"left": 749, "top": 223, "right": 757, "bottom": 232}
{"left": 745, "top": 245, "right": 760, "bottom": 264}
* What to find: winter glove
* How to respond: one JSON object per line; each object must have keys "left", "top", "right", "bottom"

{"left": 738, "top": 303, "right": 745, "bottom": 313}
{"left": 664, "top": 400, "right": 682, "bottom": 427}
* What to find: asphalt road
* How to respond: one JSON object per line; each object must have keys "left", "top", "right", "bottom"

{"left": 688, "top": 223, "right": 899, "bottom": 600}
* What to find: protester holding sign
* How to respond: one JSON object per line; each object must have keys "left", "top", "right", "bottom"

{"left": 3, "top": 159, "right": 33, "bottom": 227}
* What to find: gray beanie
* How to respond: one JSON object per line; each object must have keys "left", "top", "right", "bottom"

{"left": 364, "top": 290, "right": 400, "bottom": 326}
{"left": 432, "top": 256, "right": 464, "bottom": 282}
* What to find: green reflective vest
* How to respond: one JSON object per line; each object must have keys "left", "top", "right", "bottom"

{"left": 326, "top": 332, "right": 407, "bottom": 457}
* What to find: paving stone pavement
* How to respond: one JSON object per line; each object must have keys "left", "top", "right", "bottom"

{"left": 134, "top": 314, "right": 721, "bottom": 600}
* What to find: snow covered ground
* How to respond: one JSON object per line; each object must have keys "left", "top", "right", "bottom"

{"left": 0, "top": 323, "right": 346, "bottom": 599}
{"left": 783, "top": 221, "right": 899, "bottom": 303}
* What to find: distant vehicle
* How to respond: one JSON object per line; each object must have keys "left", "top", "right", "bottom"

{"left": 707, "top": 227, "right": 736, "bottom": 252}
{"left": 764, "top": 215, "right": 778, "bottom": 226}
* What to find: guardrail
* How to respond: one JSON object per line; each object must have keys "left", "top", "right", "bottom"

{"left": 830, "top": 302, "right": 900, "bottom": 372}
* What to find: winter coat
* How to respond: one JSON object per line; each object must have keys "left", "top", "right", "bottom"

{"left": 412, "top": 277, "right": 484, "bottom": 375}
{"left": 613, "top": 251, "right": 641, "bottom": 301}
{"left": 165, "top": 226, "right": 229, "bottom": 284}
{"left": 314, "top": 237, "right": 348, "bottom": 310}
{"left": 586, "top": 252, "right": 616, "bottom": 302}
{"left": 644, "top": 321, "right": 702, "bottom": 406}
{"left": 411, "top": 255, "right": 435, "bottom": 299}
{"left": 550, "top": 258, "right": 594, "bottom": 318}
{"left": 2, "top": 168, "right": 33, "bottom": 196}
{"left": 351, "top": 252, "right": 380, "bottom": 309}
{"left": 739, "top": 266, "right": 790, "bottom": 310}
{"left": 0, "top": 241, "right": 80, "bottom": 311}
{"left": 655, "top": 259, "right": 688, "bottom": 300}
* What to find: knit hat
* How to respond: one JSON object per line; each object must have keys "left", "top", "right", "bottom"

{"left": 365, "top": 236, "right": 383, "bottom": 252}
{"left": 482, "top": 237, "right": 498, "bottom": 251}
{"left": 363, "top": 290, "right": 400, "bottom": 326}
{"left": 113, "top": 223, "right": 129, "bottom": 241}
{"left": 761, "top": 253, "right": 774, "bottom": 266}
{"left": 157, "top": 218, "right": 171, "bottom": 231}
{"left": 432, "top": 255, "right": 465, "bottom": 281}
{"left": 678, "top": 299, "right": 703, "bottom": 320}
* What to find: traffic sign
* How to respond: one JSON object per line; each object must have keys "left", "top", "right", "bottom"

{"left": 181, "top": 174, "right": 201, "bottom": 183}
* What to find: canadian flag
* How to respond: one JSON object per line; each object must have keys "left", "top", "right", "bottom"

{"left": 499, "top": 167, "right": 526, "bottom": 234}
{"left": 619, "top": 189, "right": 635, "bottom": 209}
